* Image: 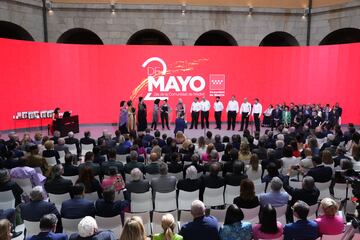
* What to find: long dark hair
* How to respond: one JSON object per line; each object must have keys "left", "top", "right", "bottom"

{"left": 259, "top": 204, "right": 278, "bottom": 234}
{"left": 224, "top": 204, "right": 244, "bottom": 225}
{"left": 120, "top": 101, "right": 126, "bottom": 107}
{"left": 76, "top": 166, "right": 95, "bottom": 193}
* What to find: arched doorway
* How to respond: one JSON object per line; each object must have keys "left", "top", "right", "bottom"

{"left": 259, "top": 31, "right": 299, "bottom": 46}
{"left": 57, "top": 28, "right": 103, "bottom": 44}
{"left": 319, "top": 28, "right": 360, "bottom": 45}
{"left": 127, "top": 29, "right": 172, "bottom": 45}
{"left": 194, "top": 30, "right": 237, "bottom": 46}
{"left": 0, "top": 21, "right": 34, "bottom": 41}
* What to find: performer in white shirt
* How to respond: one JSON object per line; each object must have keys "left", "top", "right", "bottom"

{"left": 252, "top": 98, "right": 262, "bottom": 132}
{"left": 240, "top": 97, "right": 252, "bottom": 131}
{"left": 189, "top": 97, "right": 201, "bottom": 129}
{"left": 213, "top": 96, "right": 224, "bottom": 130}
{"left": 226, "top": 95, "right": 239, "bottom": 131}
{"left": 200, "top": 96, "right": 211, "bottom": 129}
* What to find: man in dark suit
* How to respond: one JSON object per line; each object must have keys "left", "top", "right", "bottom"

{"left": 20, "top": 186, "right": 61, "bottom": 232}
{"left": 305, "top": 156, "right": 333, "bottom": 183}
{"left": 224, "top": 161, "right": 248, "bottom": 186}
{"left": 125, "top": 168, "right": 150, "bottom": 201}
{"left": 101, "top": 148, "right": 124, "bottom": 176}
{"left": 151, "top": 162, "right": 177, "bottom": 197}
{"left": 200, "top": 162, "right": 225, "bottom": 199}
{"left": 333, "top": 146, "right": 351, "bottom": 167}
{"left": 213, "top": 135, "right": 225, "bottom": 152}
{"left": 154, "top": 130, "right": 166, "bottom": 148}
{"left": 27, "top": 214, "right": 67, "bottom": 240}
{"left": 115, "top": 136, "right": 130, "bottom": 155}
{"left": 65, "top": 131, "right": 80, "bottom": 155}
{"left": 45, "top": 164, "right": 73, "bottom": 195}
{"left": 80, "top": 131, "right": 96, "bottom": 147}
{"left": 142, "top": 128, "right": 154, "bottom": 148}
{"left": 124, "top": 151, "right": 145, "bottom": 174}
{"left": 177, "top": 166, "right": 201, "bottom": 193}
{"left": 79, "top": 152, "right": 101, "bottom": 177}
{"left": 95, "top": 186, "right": 128, "bottom": 220}
{"left": 271, "top": 105, "right": 282, "bottom": 131}
{"left": 61, "top": 184, "right": 96, "bottom": 219}
{"left": 0, "top": 168, "right": 23, "bottom": 206}
{"left": 62, "top": 154, "right": 79, "bottom": 176}
{"left": 145, "top": 152, "right": 160, "bottom": 175}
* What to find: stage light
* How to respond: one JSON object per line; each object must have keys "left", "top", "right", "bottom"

{"left": 248, "top": 7, "right": 253, "bottom": 16}
{"left": 181, "top": 4, "right": 186, "bottom": 16}
{"left": 111, "top": 3, "right": 116, "bottom": 14}
{"left": 302, "top": 8, "right": 309, "bottom": 19}
{"left": 46, "top": 0, "right": 53, "bottom": 14}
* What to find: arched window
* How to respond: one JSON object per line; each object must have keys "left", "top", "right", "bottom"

{"left": 259, "top": 31, "right": 299, "bottom": 46}
{"left": 194, "top": 30, "right": 237, "bottom": 46}
{"left": 0, "top": 21, "right": 34, "bottom": 41}
{"left": 57, "top": 28, "right": 103, "bottom": 44}
{"left": 319, "top": 28, "right": 360, "bottom": 45}
{"left": 127, "top": 29, "right": 172, "bottom": 45}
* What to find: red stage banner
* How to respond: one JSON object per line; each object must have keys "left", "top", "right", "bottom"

{"left": 0, "top": 38, "right": 359, "bottom": 130}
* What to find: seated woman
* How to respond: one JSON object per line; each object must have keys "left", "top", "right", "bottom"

{"left": 314, "top": 198, "right": 344, "bottom": 236}
{"left": 246, "top": 154, "right": 262, "bottom": 181}
{"left": 238, "top": 142, "right": 252, "bottom": 163}
{"left": 153, "top": 213, "right": 183, "bottom": 240}
{"left": 219, "top": 204, "right": 252, "bottom": 240}
{"left": 202, "top": 144, "right": 216, "bottom": 162}
{"left": 225, "top": 161, "right": 248, "bottom": 186}
{"left": 233, "top": 179, "right": 259, "bottom": 209}
{"left": 252, "top": 204, "right": 283, "bottom": 240}
{"left": 168, "top": 153, "right": 183, "bottom": 174}
{"left": 42, "top": 140, "right": 60, "bottom": 164}
{"left": 120, "top": 216, "right": 147, "bottom": 240}
{"left": 76, "top": 166, "right": 103, "bottom": 198}
{"left": 101, "top": 167, "right": 125, "bottom": 192}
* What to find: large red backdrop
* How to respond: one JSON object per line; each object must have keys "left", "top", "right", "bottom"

{"left": 0, "top": 38, "right": 360, "bottom": 131}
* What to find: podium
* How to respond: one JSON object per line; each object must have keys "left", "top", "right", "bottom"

{"left": 53, "top": 115, "right": 79, "bottom": 137}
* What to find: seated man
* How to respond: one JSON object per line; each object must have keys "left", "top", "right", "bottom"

{"left": 61, "top": 184, "right": 95, "bottom": 219}
{"left": 45, "top": 164, "right": 73, "bottom": 195}
{"left": 124, "top": 151, "right": 145, "bottom": 174}
{"left": 69, "top": 216, "right": 115, "bottom": 240}
{"left": 305, "top": 156, "right": 332, "bottom": 183}
{"left": 20, "top": 186, "right": 61, "bottom": 232}
{"left": 65, "top": 131, "right": 80, "bottom": 155}
{"left": 259, "top": 177, "right": 289, "bottom": 207}
{"left": 95, "top": 186, "right": 128, "bottom": 220}
{"left": 179, "top": 200, "right": 219, "bottom": 240}
{"left": 101, "top": 148, "right": 124, "bottom": 176}
{"left": 151, "top": 162, "right": 177, "bottom": 197}
{"left": 27, "top": 214, "right": 67, "bottom": 240}
{"left": 79, "top": 152, "right": 101, "bottom": 177}
{"left": 80, "top": 131, "right": 96, "bottom": 147}
{"left": 200, "top": 162, "right": 225, "bottom": 199}
{"left": 0, "top": 168, "right": 23, "bottom": 206}
{"left": 283, "top": 200, "right": 319, "bottom": 240}
{"left": 54, "top": 138, "right": 70, "bottom": 155}
{"left": 145, "top": 152, "right": 160, "bottom": 175}
{"left": 125, "top": 168, "right": 150, "bottom": 198}
{"left": 62, "top": 154, "right": 79, "bottom": 176}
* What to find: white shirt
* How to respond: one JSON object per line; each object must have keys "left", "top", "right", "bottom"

{"left": 200, "top": 100, "right": 211, "bottom": 112}
{"left": 252, "top": 103, "right": 263, "bottom": 117}
{"left": 190, "top": 101, "right": 202, "bottom": 112}
{"left": 226, "top": 100, "right": 239, "bottom": 113}
{"left": 214, "top": 101, "right": 224, "bottom": 112}
{"left": 240, "top": 102, "right": 252, "bottom": 114}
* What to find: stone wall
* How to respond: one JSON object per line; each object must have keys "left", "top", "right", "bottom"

{"left": 0, "top": 0, "right": 359, "bottom": 45}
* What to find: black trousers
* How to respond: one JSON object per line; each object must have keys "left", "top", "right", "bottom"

{"left": 227, "top": 111, "right": 236, "bottom": 130}
{"left": 201, "top": 111, "right": 209, "bottom": 129}
{"left": 240, "top": 112, "right": 249, "bottom": 130}
{"left": 190, "top": 111, "right": 199, "bottom": 129}
{"left": 151, "top": 121, "right": 157, "bottom": 130}
{"left": 161, "top": 112, "right": 169, "bottom": 129}
{"left": 215, "top": 111, "right": 222, "bottom": 129}
{"left": 254, "top": 113, "right": 260, "bottom": 132}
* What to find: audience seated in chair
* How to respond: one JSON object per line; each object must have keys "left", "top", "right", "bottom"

{"left": 69, "top": 216, "right": 115, "bottom": 240}
{"left": 27, "top": 214, "right": 67, "bottom": 240}
{"left": 259, "top": 177, "right": 289, "bottom": 207}
{"left": 125, "top": 168, "right": 150, "bottom": 197}
{"left": 314, "top": 198, "right": 344, "bottom": 236}
{"left": 119, "top": 216, "right": 147, "bottom": 240}
{"left": 45, "top": 164, "right": 73, "bottom": 196}
{"left": 151, "top": 162, "right": 177, "bottom": 197}
{"left": 76, "top": 165, "right": 103, "bottom": 199}
{"left": 219, "top": 204, "right": 252, "bottom": 240}
{"left": 0, "top": 168, "right": 23, "bottom": 206}
{"left": 95, "top": 186, "right": 128, "bottom": 221}
{"left": 153, "top": 213, "right": 183, "bottom": 240}
{"left": 124, "top": 151, "right": 145, "bottom": 174}
{"left": 252, "top": 204, "right": 283, "bottom": 240}
{"left": 224, "top": 161, "right": 248, "bottom": 186}
{"left": 233, "top": 179, "right": 260, "bottom": 209}
{"left": 177, "top": 166, "right": 201, "bottom": 193}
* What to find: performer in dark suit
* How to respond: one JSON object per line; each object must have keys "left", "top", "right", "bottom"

{"left": 174, "top": 113, "right": 187, "bottom": 135}
{"left": 61, "top": 184, "right": 96, "bottom": 219}
{"left": 137, "top": 97, "right": 147, "bottom": 132}
{"left": 161, "top": 99, "right": 171, "bottom": 130}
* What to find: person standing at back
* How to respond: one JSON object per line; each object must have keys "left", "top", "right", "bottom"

{"left": 213, "top": 96, "right": 224, "bottom": 130}
{"left": 189, "top": 97, "right": 201, "bottom": 129}
{"left": 252, "top": 98, "right": 262, "bottom": 132}
{"left": 200, "top": 96, "right": 211, "bottom": 129}
{"left": 226, "top": 95, "right": 239, "bottom": 131}
{"left": 239, "top": 98, "right": 251, "bottom": 131}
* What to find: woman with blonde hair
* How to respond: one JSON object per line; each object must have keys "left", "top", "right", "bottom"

{"left": 120, "top": 216, "right": 147, "bottom": 240}
{"left": 314, "top": 198, "right": 344, "bottom": 235}
{"left": 153, "top": 214, "right": 183, "bottom": 240}
{"left": 0, "top": 219, "right": 12, "bottom": 240}
{"left": 321, "top": 150, "right": 334, "bottom": 169}
{"left": 202, "top": 143, "right": 215, "bottom": 162}
{"left": 246, "top": 154, "right": 262, "bottom": 181}
{"left": 238, "top": 142, "right": 251, "bottom": 162}
{"left": 175, "top": 131, "right": 186, "bottom": 145}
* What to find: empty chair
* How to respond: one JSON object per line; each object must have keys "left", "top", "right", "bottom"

{"left": 62, "top": 175, "right": 78, "bottom": 185}
{"left": 62, "top": 218, "right": 82, "bottom": 235}
{"left": 125, "top": 211, "right": 151, "bottom": 236}
{"left": 155, "top": 190, "right": 177, "bottom": 212}
{"left": 289, "top": 180, "right": 302, "bottom": 190}
{"left": 178, "top": 190, "right": 199, "bottom": 211}
{"left": 0, "top": 190, "right": 15, "bottom": 209}
{"left": 24, "top": 220, "right": 41, "bottom": 237}
{"left": 131, "top": 191, "right": 153, "bottom": 212}
{"left": 81, "top": 144, "right": 94, "bottom": 156}
{"left": 241, "top": 206, "right": 260, "bottom": 225}
{"left": 179, "top": 210, "right": 193, "bottom": 229}
{"left": 274, "top": 205, "right": 287, "bottom": 225}
{"left": 209, "top": 208, "right": 227, "bottom": 227}
{"left": 224, "top": 185, "right": 240, "bottom": 205}
{"left": 316, "top": 181, "right": 332, "bottom": 200}
{"left": 48, "top": 193, "right": 71, "bottom": 211}
{"left": 58, "top": 150, "right": 65, "bottom": 164}
{"left": 13, "top": 178, "right": 33, "bottom": 195}
{"left": 254, "top": 180, "right": 266, "bottom": 194}
{"left": 203, "top": 187, "right": 225, "bottom": 207}
{"left": 116, "top": 154, "right": 129, "bottom": 164}
{"left": 152, "top": 210, "right": 179, "bottom": 234}
{"left": 45, "top": 157, "right": 57, "bottom": 167}
{"left": 84, "top": 192, "right": 99, "bottom": 202}
{"left": 66, "top": 144, "right": 77, "bottom": 155}
{"left": 95, "top": 215, "right": 122, "bottom": 237}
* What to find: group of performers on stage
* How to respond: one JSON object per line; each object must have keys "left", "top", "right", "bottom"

{"left": 118, "top": 96, "right": 343, "bottom": 134}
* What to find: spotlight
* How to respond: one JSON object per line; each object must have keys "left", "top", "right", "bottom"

{"left": 302, "top": 8, "right": 309, "bottom": 19}
{"left": 111, "top": 3, "right": 116, "bottom": 14}
{"left": 181, "top": 4, "right": 186, "bottom": 16}
{"left": 248, "top": 7, "right": 253, "bottom": 16}
{"left": 46, "top": 0, "right": 53, "bottom": 13}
